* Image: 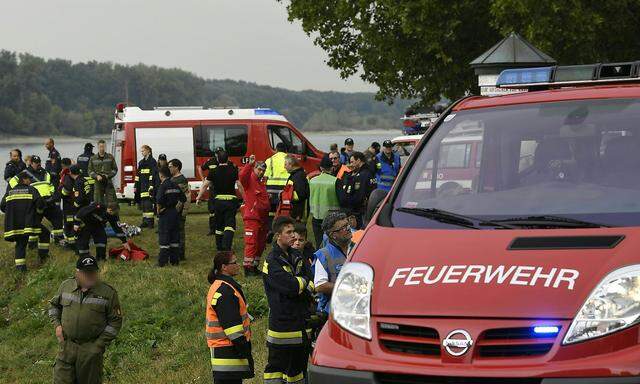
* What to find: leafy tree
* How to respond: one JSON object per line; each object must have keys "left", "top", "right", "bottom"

{"left": 279, "top": 0, "right": 640, "bottom": 106}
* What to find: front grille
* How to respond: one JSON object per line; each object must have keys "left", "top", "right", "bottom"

{"left": 378, "top": 322, "right": 440, "bottom": 357}
{"left": 476, "top": 326, "right": 559, "bottom": 358}
{"left": 377, "top": 373, "right": 542, "bottom": 384}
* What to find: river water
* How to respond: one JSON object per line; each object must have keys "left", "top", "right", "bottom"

{"left": 0, "top": 130, "right": 401, "bottom": 192}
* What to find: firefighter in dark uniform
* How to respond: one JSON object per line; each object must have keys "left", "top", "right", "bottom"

{"left": 134, "top": 145, "right": 158, "bottom": 228}
{"left": 45, "top": 138, "right": 62, "bottom": 186}
{"left": 10, "top": 156, "right": 64, "bottom": 259}
{"left": 59, "top": 158, "right": 77, "bottom": 251}
{"left": 156, "top": 166, "right": 186, "bottom": 266}
{"left": 169, "top": 158, "right": 190, "bottom": 261}
{"left": 200, "top": 151, "right": 220, "bottom": 235}
{"left": 70, "top": 166, "right": 127, "bottom": 254}
{"left": 76, "top": 142, "right": 94, "bottom": 176}
{"left": 337, "top": 151, "right": 376, "bottom": 229}
{"left": 262, "top": 216, "right": 314, "bottom": 384}
{"left": 1, "top": 170, "right": 45, "bottom": 271}
{"left": 197, "top": 151, "right": 238, "bottom": 251}
{"left": 4, "top": 148, "right": 26, "bottom": 191}
{"left": 206, "top": 251, "right": 254, "bottom": 384}
{"left": 48, "top": 256, "right": 122, "bottom": 384}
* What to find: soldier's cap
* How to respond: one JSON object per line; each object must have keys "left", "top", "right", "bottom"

{"left": 76, "top": 256, "right": 99, "bottom": 272}
{"left": 255, "top": 161, "right": 267, "bottom": 171}
{"left": 383, "top": 140, "right": 394, "bottom": 148}
{"left": 158, "top": 153, "right": 167, "bottom": 160}
{"left": 344, "top": 138, "right": 354, "bottom": 146}
{"left": 69, "top": 164, "right": 81, "bottom": 175}
{"left": 31, "top": 155, "right": 42, "bottom": 163}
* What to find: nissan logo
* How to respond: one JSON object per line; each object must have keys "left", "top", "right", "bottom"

{"left": 442, "top": 329, "right": 474, "bottom": 356}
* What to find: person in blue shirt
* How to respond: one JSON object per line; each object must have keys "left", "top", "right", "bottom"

{"left": 313, "top": 212, "right": 354, "bottom": 315}
{"left": 339, "top": 138, "right": 355, "bottom": 165}
{"left": 375, "top": 140, "right": 401, "bottom": 192}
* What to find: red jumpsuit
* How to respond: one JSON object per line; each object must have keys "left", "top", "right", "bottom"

{"left": 239, "top": 163, "right": 271, "bottom": 268}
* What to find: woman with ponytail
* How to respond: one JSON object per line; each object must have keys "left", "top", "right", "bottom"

{"left": 205, "top": 251, "right": 254, "bottom": 383}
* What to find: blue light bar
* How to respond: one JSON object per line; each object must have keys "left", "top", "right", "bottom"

{"left": 254, "top": 108, "right": 280, "bottom": 116}
{"left": 496, "top": 67, "right": 554, "bottom": 87}
{"left": 533, "top": 326, "right": 560, "bottom": 335}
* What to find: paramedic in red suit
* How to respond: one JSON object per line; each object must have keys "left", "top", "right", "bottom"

{"left": 239, "top": 155, "right": 270, "bottom": 277}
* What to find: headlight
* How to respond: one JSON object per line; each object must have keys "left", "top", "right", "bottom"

{"left": 331, "top": 262, "right": 374, "bottom": 340}
{"left": 563, "top": 265, "right": 640, "bottom": 345}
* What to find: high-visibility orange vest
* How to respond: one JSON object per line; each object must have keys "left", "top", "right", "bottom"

{"left": 205, "top": 279, "right": 251, "bottom": 348}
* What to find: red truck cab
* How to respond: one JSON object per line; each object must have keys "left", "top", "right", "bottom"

{"left": 110, "top": 106, "right": 323, "bottom": 200}
{"left": 311, "top": 62, "right": 640, "bottom": 383}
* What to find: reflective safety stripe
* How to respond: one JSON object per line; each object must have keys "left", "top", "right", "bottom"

{"left": 266, "top": 330, "right": 303, "bottom": 345}
{"left": 94, "top": 243, "right": 106, "bottom": 248}
{"left": 170, "top": 243, "right": 180, "bottom": 248}
{"left": 209, "top": 213, "right": 216, "bottom": 218}
{"left": 142, "top": 212, "right": 154, "bottom": 218}
{"left": 215, "top": 230, "right": 223, "bottom": 235}
{"left": 5, "top": 193, "right": 33, "bottom": 201}
{"left": 206, "top": 331, "right": 226, "bottom": 339}
{"left": 104, "top": 325, "right": 118, "bottom": 336}
{"left": 29, "top": 235, "right": 38, "bottom": 241}
{"left": 159, "top": 245, "right": 170, "bottom": 249}
{"left": 140, "top": 168, "right": 151, "bottom": 174}
{"left": 140, "top": 192, "right": 150, "bottom": 198}
{"left": 61, "top": 293, "right": 81, "bottom": 303}
{"left": 224, "top": 324, "right": 248, "bottom": 340}
{"left": 210, "top": 292, "right": 222, "bottom": 306}
{"left": 134, "top": 176, "right": 139, "bottom": 182}
{"left": 15, "top": 258, "right": 26, "bottom": 266}
{"left": 215, "top": 194, "right": 237, "bottom": 200}
{"left": 210, "top": 357, "right": 250, "bottom": 372}
{"left": 223, "top": 226, "right": 235, "bottom": 232}
{"left": 284, "top": 372, "right": 305, "bottom": 383}
{"left": 51, "top": 229, "right": 63, "bottom": 236}
{"left": 4, "top": 228, "right": 40, "bottom": 238}
{"left": 65, "top": 216, "right": 75, "bottom": 222}
{"left": 38, "top": 243, "right": 49, "bottom": 250}
{"left": 296, "top": 277, "right": 306, "bottom": 294}
{"left": 264, "top": 372, "right": 284, "bottom": 380}
{"left": 84, "top": 297, "right": 108, "bottom": 306}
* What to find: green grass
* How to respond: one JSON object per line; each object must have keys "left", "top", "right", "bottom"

{"left": 0, "top": 204, "right": 270, "bottom": 383}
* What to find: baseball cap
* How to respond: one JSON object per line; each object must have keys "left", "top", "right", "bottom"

{"left": 383, "top": 140, "right": 394, "bottom": 148}
{"left": 76, "top": 256, "right": 99, "bottom": 272}
{"left": 84, "top": 142, "right": 94, "bottom": 150}
{"left": 344, "top": 138, "right": 354, "bottom": 146}
{"left": 31, "top": 155, "right": 41, "bottom": 163}
{"left": 320, "top": 156, "right": 333, "bottom": 169}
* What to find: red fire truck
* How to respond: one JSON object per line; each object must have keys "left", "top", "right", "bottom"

{"left": 110, "top": 105, "right": 323, "bottom": 200}
{"left": 311, "top": 62, "right": 640, "bottom": 383}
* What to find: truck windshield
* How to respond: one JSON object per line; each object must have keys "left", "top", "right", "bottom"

{"left": 393, "top": 98, "right": 640, "bottom": 228}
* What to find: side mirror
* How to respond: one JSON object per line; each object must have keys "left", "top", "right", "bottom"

{"left": 365, "top": 188, "right": 388, "bottom": 225}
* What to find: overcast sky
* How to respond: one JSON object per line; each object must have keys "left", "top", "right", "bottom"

{"left": 0, "top": 0, "right": 377, "bottom": 93}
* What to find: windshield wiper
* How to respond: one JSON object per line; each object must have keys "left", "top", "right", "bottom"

{"left": 491, "top": 215, "right": 610, "bottom": 228}
{"left": 396, "top": 207, "right": 517, "bottom": 229}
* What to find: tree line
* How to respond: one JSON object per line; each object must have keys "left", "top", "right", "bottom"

{"left": 0, "top": 50, "right": 411, "bottom": 137}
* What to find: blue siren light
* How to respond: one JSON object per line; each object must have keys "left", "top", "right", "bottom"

{"left": 255, "top": 109, "right": 280, "bottom": 116}
{"left": 496, "top": 67, "right": 554, "bottom": 87}
{"left": 533, "top": 326, "right": 560, "bottom": 335}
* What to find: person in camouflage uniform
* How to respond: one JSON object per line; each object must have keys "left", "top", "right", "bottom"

{"left": 87, "top": 140, "right": 119, "bottom": 215}
{"left": 48, "top": 256, "right": 122, "bottom": 384}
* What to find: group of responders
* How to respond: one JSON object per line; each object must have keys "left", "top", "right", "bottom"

{"left": 388, "top": 265, "right": 580, "bottom": 290}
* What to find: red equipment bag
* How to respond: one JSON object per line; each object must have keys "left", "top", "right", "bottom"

{"left": 109, "top": 240, "right": 149, "bottom": 261}
{"left": 275, "top": 183, "right": 294, "bottom": 217}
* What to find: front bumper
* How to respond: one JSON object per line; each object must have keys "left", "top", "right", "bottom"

{"left": 309, "top": 364, "right": 640, "bottom": 384}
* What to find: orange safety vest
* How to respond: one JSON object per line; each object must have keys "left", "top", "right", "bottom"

{"left": 275, "top": 182, "right": 294, "bottom": 217}
{"left": 205, "top": 280, "right": 251, "bottom": 348}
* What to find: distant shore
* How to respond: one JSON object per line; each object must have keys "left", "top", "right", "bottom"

{"left": 0, "top": 134, "right": 110, "bottom": 145}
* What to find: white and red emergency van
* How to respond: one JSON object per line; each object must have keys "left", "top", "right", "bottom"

{"left": 110, "top": 105, "right": 323, "bottom": 200}
{"left": 311, "top": 62, "right": 640, "bottom": 383}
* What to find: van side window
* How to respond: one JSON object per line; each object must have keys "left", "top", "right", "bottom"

{"left": 195, "top": 125, "right": 248, "bottom": 157}
{"left": 268, "top": 125, "right": 311, "bottom": 156}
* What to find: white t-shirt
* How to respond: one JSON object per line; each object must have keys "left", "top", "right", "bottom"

{"left": 314, "top": 259, "right": 329, "bottom": 288}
